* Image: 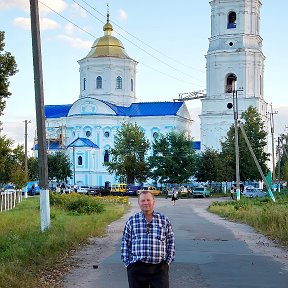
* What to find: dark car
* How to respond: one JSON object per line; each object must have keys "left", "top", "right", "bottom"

{"left": 86, "top": 186, "right": 104, "bottom": 196}
{"left": 126, "top": 185, "right": 141, "bottom": 196}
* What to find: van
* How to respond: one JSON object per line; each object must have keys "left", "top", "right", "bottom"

{"left": 111, "top": 183, "right": 127, "bottom": 196}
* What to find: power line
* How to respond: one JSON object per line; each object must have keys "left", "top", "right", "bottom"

{"left": 39, "top": 1, "right": 205, "bottom": 88}
{"left": 72, "top": 0, "right": 204, "bottom": 83}
{"left": 76, "top": 0, "right": 205, "bottom": 74}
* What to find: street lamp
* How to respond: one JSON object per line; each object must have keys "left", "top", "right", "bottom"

{"left": 227, "top": 86, "right": 243, "bottom": 200}
{"left": 24, "top": 120, "right": 31, "bottom": 199}
{"left": 24, "top": 120, "right": 31, "bottom": 175}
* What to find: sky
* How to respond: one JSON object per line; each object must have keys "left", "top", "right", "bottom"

{"left": 0, "top": 0, "right": 287, "bottom": 154}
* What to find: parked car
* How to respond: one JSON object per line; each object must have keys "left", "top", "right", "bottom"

{"left": 243, "top": 188, "right": 267, "bottom": 198}
{"left": 126, "top": 185, "right": 141, "bottom": 196}
{"left": 77, "top": 185, "right": 90, "bottom": 194}
{"left": 192, "top": 187, "right": 210, "bottom": 198}
{"left": 87, "top": 186, "right": 105, "bottom": 196}
{"left": 24, "top": 181, "right": 40, "bottom": 196}
{"left": 111, "top": 183, "right": 127, "bottom": 196}
{"left": 178, "top": 186, "right": 191, "bottom": 198}
{"left": 137, "top": 186, "right": 161, "bottom": 196}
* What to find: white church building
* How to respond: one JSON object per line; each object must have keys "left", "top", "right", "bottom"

{"left": 200, "top": 0, "right": 268, "bottom": 151}
{"left": 41, "top": 13, "right": 194, "bottom": 187}
{"left": 37, "top": 0, "right": 268, "bottom": 187}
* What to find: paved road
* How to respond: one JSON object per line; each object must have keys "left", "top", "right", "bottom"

{"left": 63, "top": 197, "right": 288, "bottom": 287}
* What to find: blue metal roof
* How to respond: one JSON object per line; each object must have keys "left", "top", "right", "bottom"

{"left": 34, "top": 140, "right": 63, "bottom": 151}
{"left": 44, "top": 100, "right": 184, "bottom": 118}
{"left": 45, "top": 104, "right": 72, "bottom": 118}
{"left": 66, "top": 137, "right": 99, "bottom": 148}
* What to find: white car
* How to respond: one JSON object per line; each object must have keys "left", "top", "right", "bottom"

{"left": 77, "top": 186, "right": 90, "bottom": 194}
{"left": 243, "top": 188, "right": 266, "bottom": 198}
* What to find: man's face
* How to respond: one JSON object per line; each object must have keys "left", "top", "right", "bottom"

{"left": 138, "top": 192, "right": 155, "bottom": 214}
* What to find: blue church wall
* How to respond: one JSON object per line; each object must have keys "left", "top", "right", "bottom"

{"left": 99, "top": 175, "right": 103, "bottom": 186}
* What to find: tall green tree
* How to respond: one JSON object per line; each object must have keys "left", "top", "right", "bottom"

{"left": 0, "top": 31, "right": 18, "bottom": 117}
{"left": 104, "top": 122, "right": 150, "bottom": 184}
{"left": 148, "top": 131, "right": 196, "bottom": 184}
{"left": 221, "top": 106, "right": 269, "bottom": 181}
{"left": 9, "top": 145, "right": 27, "bottom": 188}
{"left": 48, "top": 151, "right": 72, "bottom": 182}
{"left": 276, "top": 134, "right": 288, "bottom": 181}
{"left": 28, "top": 152, "right": 72, "bottom": 183}
{"left": 0, "top": 135, "right": 13, "bottom": 183}
{"left": 195, "top": 148, "right": 227, "bottom": 183}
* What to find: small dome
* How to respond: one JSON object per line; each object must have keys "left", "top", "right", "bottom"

{"left": 84, "top": 13, "right": 131, "bottom": 60}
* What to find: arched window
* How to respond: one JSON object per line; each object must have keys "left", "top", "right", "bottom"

{"left": 131, "top": 79, "right": 134, "bottom": 91}
{"left": 104, "top": 150, "right": 109, "bottom": 162}
{"left": 96, "top": 76, "right": 102, "bottom": 89}
{"left": 78, "top": 156, "right": 83, "bottom": 165}
{"left": 227, "top": 12, "right": 236, "bottom": 29}
{"left": 116, "top": 76, "right": 122, "bottom": 89}
{"left": 83, "top": 78, "right": 86, "bottom": 90}
{"left": 225, "top": 74, "right": 237, "bottom": 93}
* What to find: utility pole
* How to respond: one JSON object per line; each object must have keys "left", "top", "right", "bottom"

{"left": 267, "top": 104, "right": 278, "bottom": 181}
{"left": 29, "top": 0, "right": 50, "bottom": 232}
{"left": 277, "top": 136, "right": 281, "bottom": 190}
{"left": 239, "top": 123, "right": 275, "bottom": 202}
{"left": 227, "top": 85, "right": 243, "bottom": 201}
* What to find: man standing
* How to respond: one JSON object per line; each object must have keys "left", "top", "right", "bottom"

{"left": 121, "top": 190, "right": 175, "bottom": 288}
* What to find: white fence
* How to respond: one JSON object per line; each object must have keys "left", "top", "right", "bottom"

{"left": 0, "top": 190, "right": 22, "bottom": 212}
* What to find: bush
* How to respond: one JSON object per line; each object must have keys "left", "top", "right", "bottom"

{"left": 50, "top": 192, "right": 104, "bottom": 214}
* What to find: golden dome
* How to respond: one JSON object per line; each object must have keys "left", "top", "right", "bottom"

{"left": 84, "top": 13, "right": 132, "bottom": 60}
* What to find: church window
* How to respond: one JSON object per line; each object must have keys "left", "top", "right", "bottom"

{"left": 96, "top": 76, "right": 102, "bottom": 89}
{"left": 104, "top": 150, "right": 109, "bottom": 162}
{"left": 104, "top": 131, "right": 110, "bottom": 138}
{"left": 131, "top": 79, "right": 134, "bottom": 91}
{"left": 83, "top": 77, "right": 86, "bottom": 90}
{"left": 225, "top": 74, "right": 237, "bottom": 93}
{"left": 227, "top": 12, "right": 236, "bottom": 29}
{"left": 78, "top": 156, "right": 83, "bottom": 165}
{"left": 86, "top": 131, "right": 91, "bottom": 137}
{"left": 116, "top": 76, "right": 122, "bottom": 89}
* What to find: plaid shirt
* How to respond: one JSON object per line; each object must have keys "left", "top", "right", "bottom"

{"left": 121, "top": 211, "right": 175, "bottom": 267}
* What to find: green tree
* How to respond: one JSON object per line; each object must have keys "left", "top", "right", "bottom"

{"left": 104, "top": 122, "right": 150, "bottom": 184}
{"left": 28, "top": 156, "right": 39, "bottom": 180}
{"left": 8, "top": 145, "right": 27, "bottom": 188}
{"left": 0, "top": 31, "right": 18, "bottom": 117}
{"left": 276, "top": 134, "right": 288, "bottom": 181}
{"left": 0, "top": 135, "right": 13, "bottom": 183}
{"left": 48, "top": 151, "right": 72, "bottom": 182}
{"left": 195, "top": 148, "right": 226, "bottom": 183}
{"left": 148, "top": 131, "right": 196, "bottom": 184}
{"left": 28, "top": 152, "right": 72, "bottom": 183}
{"left": 221, "top": 106, "right": 269, "bottom": 181}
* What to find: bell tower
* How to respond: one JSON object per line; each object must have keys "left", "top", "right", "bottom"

{"left": 200, "top": 0, "right": 267, "bottom": 151}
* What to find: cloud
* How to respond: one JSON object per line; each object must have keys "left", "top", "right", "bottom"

{"left": 0, "top": 0, "right": 67, "bottom": 14}
{"left": 39, "top": 0, "right": 68, "bottom": 15}
{"left": 57, "top": 34, "right": 92, "bottom": 49}
{"left": 118, "top": 9, "right": 127, "bottom": 21}
{"left": 71, "top": 2, "right": 87, "bottom": 18}
{"left": 0, "top": 0, "right": 28, "bottom": 11}
{"left": 13, "top": 17, "right": 60, "bottom": 31}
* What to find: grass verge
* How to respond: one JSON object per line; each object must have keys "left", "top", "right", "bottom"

{"left": 208, "top": 191, "right": 288, "bottom": 246}
{"left": 0, "top": 193, "right": 130, "bottom": 287}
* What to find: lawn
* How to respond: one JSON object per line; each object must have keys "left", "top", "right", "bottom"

{"left": 0, "top": 193, "right": 130, "bottom": 287}
{"left": 208, "top": 190, "right": 288, "bottom": 246}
